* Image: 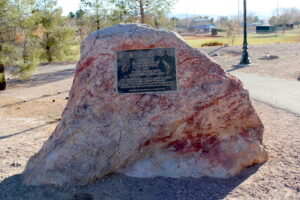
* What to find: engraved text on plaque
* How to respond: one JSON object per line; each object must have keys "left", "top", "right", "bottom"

{"left": 116, "top": 48, "right": 177, "bottom": 94}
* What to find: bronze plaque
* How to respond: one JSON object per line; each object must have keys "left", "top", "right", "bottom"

{"left": 116, "top": 48, "right": 177, "bottom": 94}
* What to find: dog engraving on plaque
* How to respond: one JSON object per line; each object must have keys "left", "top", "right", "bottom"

{"left": 116, "top": 48, "right": 177, "bottom": 94}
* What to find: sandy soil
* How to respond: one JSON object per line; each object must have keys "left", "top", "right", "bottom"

{"left": 0, "top": 44, "right": 299, "bottom": 200}
{"left": 201, "top": 43, "right": 300, "bottom": 80}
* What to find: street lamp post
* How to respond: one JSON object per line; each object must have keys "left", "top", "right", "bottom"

{"left": 240, "top": 0, "right": 251, "bottom": 65}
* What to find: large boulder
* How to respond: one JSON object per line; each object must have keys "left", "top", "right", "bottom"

{"left": 23, "top": 24, "right": 268, "bottom": 186}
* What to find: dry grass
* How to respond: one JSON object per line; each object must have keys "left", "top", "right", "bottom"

{"left": 184, "top": 28, "right": 300, "bottom": 48}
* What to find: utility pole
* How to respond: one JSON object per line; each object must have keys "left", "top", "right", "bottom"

{"left": 238, "top": 0, "right": 240, "bottom": 21}
{"left": 276, "top": 0, "right": 279, "bottom": 17}
{"left": 239, "top": 0, "right": 251, "bottom": 65}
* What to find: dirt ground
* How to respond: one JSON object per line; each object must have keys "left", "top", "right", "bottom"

{"left": 201, "top": 43, "right": 300, "bottom": 80}
{"left": 0, "top": 44, "right": 299, "bottom": 200}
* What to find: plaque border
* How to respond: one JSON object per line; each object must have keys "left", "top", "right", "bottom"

{"left": 114, "top": 47, "right": 178, "bottom": 95}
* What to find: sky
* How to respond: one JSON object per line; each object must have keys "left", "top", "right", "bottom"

{"left": 57, "top": 0, "right": 300, "bottom": 18}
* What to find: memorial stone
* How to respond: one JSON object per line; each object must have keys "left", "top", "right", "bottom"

{"left": 23, "top": 24, "right": 268, "bottom": 186}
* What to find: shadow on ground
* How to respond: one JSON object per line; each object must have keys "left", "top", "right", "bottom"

{"left": 0, "top": 164, "right": 262, "bottom": 200}
{"left": 0, "top": 119, "right": 59, "bottom": 140}
{"left": 226, "top": 64, "right": 250, "bottom": 73}
{"left": 1, "top": 90, "right": 69, "bottom": 108}
{"left": 7, "top": 68, "right": 75, "bottom": 88}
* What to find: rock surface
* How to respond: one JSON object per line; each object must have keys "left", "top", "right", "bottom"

{"left": 23, "top": 24, "right": 268, "bottom": 186}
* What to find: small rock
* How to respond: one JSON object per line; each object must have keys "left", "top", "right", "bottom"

{"left": 58, "top": 92, "right": 61, "bottom": 94}
{"left": 65, "top": 97, "right": 69, "bottom": 100}
{"left": 260, "top": 55, "right": 279, "bottom": 60}
{"left": 297, "top": 75, "right": 300, "bottom": 81}
{"left": 52, "top": 99, "right": 55, "bottom": 102}
{"left": 10, "top": 162, "right": 21, "bottom": 167}
{"left": 211, "top": 53, "right": 220, "bottom": 57}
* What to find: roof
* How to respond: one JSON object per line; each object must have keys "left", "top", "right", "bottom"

{"left": 189, "top": 25, "right": 217, "bottom": 29}
{"left": 192, "top": 19, "right": 211, "bottom": 22}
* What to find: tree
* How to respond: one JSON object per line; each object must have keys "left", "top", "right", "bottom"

{"left": 72, "top": 9, "right": 94, "bottom": 39}
{"left": 216, "top": 16, "right": 241, "bottom": 45}
{"left": 109, "top": 0, "right": 136, "bottom": 24}
{"left": 0, "top": 0, "right": 16, "bottom": 90}
{"left": 9, "top": 0, "right": 43, "bottom": 80}
{"left": 80, "top": 0, "right": 107, "bottom": 30}
{"left": 0, "top": 0, "right": 39, "bottom": 89}
{"left": 293, "top": 9, "right": 300, "bottom": 27}
{"left": 68, "top": 11, "right": 75, "bottom": 19}
{"left": 269, "top": 8, "right": 299, "bottom": 34}
{"left": 247, "top": 11, "right": 262, "bottom": 25}
{"left": 34, "top": 0, "right": 76, "bottom": 63}
{"left": 170, "top": 17, "right": 180, "bottom": 27}
{"left": 0, "top": 0, "right": 8, "bottom": 89}
{"left": 111, "top": 0, "right": 175, "bottom": 25}
{"left": 269, "top": 16, "right": 277, "bottom": 25}
{"left": 0, "top": 0, "right": 78, "bottom": 90}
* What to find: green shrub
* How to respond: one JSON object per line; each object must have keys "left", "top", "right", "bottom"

{"left": 0, "top": 73, "right": 4, "bottom": 83}
{"left": 201, "top": 41, "right": 225, "bottom": 47}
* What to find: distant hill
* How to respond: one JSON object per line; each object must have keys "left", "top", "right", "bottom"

{"left": 169, "top": 13, "right": 219, "bottom": 20}
{"left": 169, "top": 13, "right": 269, "bottom": 21}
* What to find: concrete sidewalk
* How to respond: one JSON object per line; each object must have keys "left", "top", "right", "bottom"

{"left": 231, "top": 71, "right": 300, "bottom": 116}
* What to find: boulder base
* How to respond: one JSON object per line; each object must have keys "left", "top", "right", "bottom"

{"left": 23, "top": 24, "right": 268, "bottom": 186}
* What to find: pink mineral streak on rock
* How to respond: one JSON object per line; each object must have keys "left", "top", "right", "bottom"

{"left": 23, "top": 24, "right": 268, "bottom": 186}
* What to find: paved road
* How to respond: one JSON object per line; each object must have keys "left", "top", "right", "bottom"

{"left": 231, "top": 71, "right": 300, "bottom": 116}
